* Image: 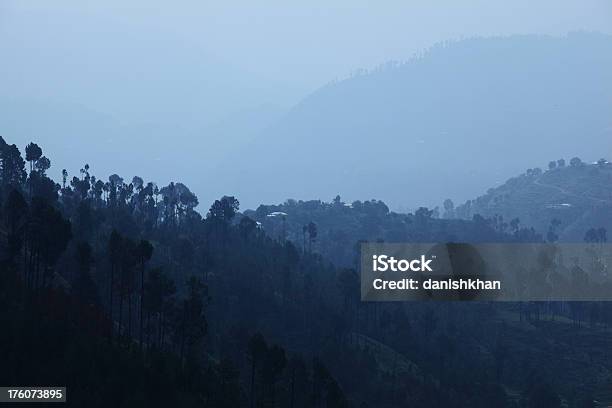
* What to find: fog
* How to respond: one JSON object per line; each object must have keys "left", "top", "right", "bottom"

{"left": 1, "top": 1, "right": 611, "bottom": 210}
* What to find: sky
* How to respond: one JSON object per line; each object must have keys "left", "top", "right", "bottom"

{"left": 0, "top": 1, "right": 611, "bottom": 208}
{"left": 2, "top": 1, "right": 610, "bottom": 120}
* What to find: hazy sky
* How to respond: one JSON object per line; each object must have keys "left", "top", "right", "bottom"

{"left": 2, "top": 0, "right": 610, "bottom": 121}
{"left": 1, "top": 1, "right": 611, "bottom": 209}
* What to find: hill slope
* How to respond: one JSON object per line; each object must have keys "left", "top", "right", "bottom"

{"left": 244, "top": 197, "right": 541, "bottom": 267}
{"left": 455, "top": 160, "right": 612, "bottom": 241}
{"left": 219, "top": 32, "right": 612, "bottom": 211}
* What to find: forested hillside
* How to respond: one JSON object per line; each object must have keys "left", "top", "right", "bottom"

{"left": 2, "top": 136, "right": 612, "bottom": 407}
{"left": 455, "top": 157, "right": 612, "bottom": 243}
{"left": 245, "top": 197, "right": 542, "bottom": 267}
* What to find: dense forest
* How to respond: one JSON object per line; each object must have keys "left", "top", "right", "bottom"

{"left": 245, "top": 197, "right": 542, "bottom": 268}
{"left": 1, "top": 135, "right": 612, "bottom": 407}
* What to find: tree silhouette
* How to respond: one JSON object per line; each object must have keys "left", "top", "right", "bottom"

{"left": 0, "top": 139, "right": 26, "bottom": 187}
{"left": 108, "top": 229, "right": 122, "bottom": 341}
{"left": 73, "top": 241, "right": 98, "bottom": 306}
{"left": 262, "top": 344, "right": 286, "bottom": 407}
{"left": 177, "top": 276, "right": 208, "bottom": 364}
{"left": 569, "top": 157, "right": 583, "bottom": 167}
{"left": 4, "top": 189, "right": 28, "bottom": 265}
{"left": 307, "top": 222, "right": 317, "bottom": 253}
{"left": 144, "top": 267, "right": 176, "bottom": 348}
{"left": 28, "top": 198, "right": 71, "bottom": 288}
{"left": 118, "top": 238, "right": 138, "bottom": 344}
{"left": 61, "top": 169, "right": 68, "bottom": 189}
{"left": 248, "top": 333, "right": 268, "bottom": 408}
{"left": 25, "top": 142, "right": 42, "bottom": 173}
{"left": 208, "top": 195, "right": 240, "bottom": 222}
{"left": 302, "top": 224, "right": 308, "bottom": 254}
{"left": 239, "top": 216, "right": 258, "bottom": 241}
{"left": 35, "top": 156, "right": 51, "bottom": 175}
{"left": 136, "top": 239, "right": 154, "bottom": 351}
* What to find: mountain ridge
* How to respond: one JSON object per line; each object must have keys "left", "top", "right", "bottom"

{"left": 219, "top": 32, "right": 612, "bottom": 211}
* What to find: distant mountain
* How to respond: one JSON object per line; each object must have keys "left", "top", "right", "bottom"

{"left": 219, "top": 32, "right": 612, "bottom": 211}
{"left": 0, "top": 97, "right": 284, "bottom": 209}
{"left": 454, "top": 159, "right": 612, "bottom": 242}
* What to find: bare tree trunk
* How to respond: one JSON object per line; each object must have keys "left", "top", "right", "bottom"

{"left": 290, "top": 366, "right": 295, "bottom": 408}
{"left": 157, "top": 312, "right": 162, "bottom": 350}
{"left": 109, "top": 263, "right": 114, "bottom": 342}
{"left": 178, "top": 302, "right": 187, "bottom": 366}
{"left": 118, "top": 287, "right": 124, "bottom": 345}
{"left": 23, "top": 231, "right": 28, "bottom": 283}
{"left": 145, "top": 311, "right": 151, "bottom": 350}
{"left": 128, "top": 293, "right": 132, "bottom": 346}
{"left": 35, "top": 251, "right": 40, "bottom": 290}
{"left": 160, "top": 312, "right": 166, "bottom": 349}
{"left": 139, "top": 261, "right": 145, "bottom": 351}
{"left": 250, "top": 359, "right": 256, "bottom": 408}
